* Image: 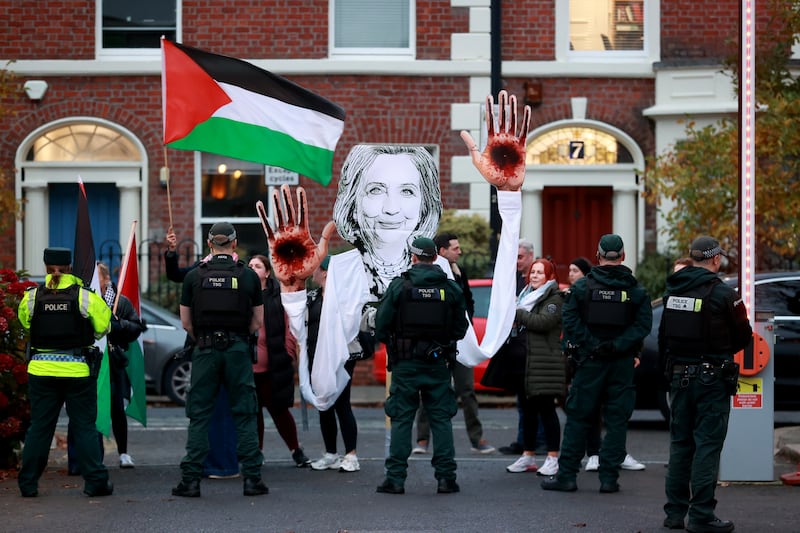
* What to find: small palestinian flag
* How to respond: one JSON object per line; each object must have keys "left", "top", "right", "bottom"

{"left": 161, "top": 39, "right": 346, "bottom": 186}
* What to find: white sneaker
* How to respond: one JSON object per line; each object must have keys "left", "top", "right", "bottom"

{"left": 310, "top": 453, "right": 342, "bottom": 471}
{"left": 339, "top": 453, "right": 360, "bottom": 473}
{"left": 506, "top": 454, "right": 538, "bottom": 473}
{"left": 537, "top": 455, "right": 559, "bottom": 476}
{"left": 412, "top": 441, "right": 428, "bottom": 454}
{"left": 119, "top": 453, "right": 135, "bottom": 469}
{"left": 620, "top": 454, "right": 646, "bottom": 471}
{"left": 585, "top": 455, "right": 599, "bottom": 472}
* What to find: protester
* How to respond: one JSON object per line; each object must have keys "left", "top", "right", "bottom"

{"left": 97, "top": 262, "right": 146, "bottom": 468}
{"left": 499, "top": 238, "right": 537, "bottom": 457}
{"left": 660, "top": 236, "right": 752, "bottom": 532}
{"left": 505, "top": 258, "right": 564, "bottom": 476}
{"left": 247, "top": 254, "right": 310, "bottom": 468}
{"left": 306, "top": 256, "right": 361, "bottom": 472}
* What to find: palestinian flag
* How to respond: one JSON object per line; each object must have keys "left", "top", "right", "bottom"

{"left": 117, "top": 231, "right": 147, "bottom": 427}
{"left": 161, "top": 38, "right": 346, "bottom": 186}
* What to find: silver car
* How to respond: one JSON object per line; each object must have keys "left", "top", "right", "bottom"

{"left": 139, "top": 299, "right": 191, "bottom": 405}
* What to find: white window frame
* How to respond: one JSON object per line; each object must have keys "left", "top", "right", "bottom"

{"left": 555, "top": 0, "right": 659, "bottom": 64}
{"left": 96, "top": 0, "right": 182, "bottom": 59}
{"left": 329, "top": 0, "right": 416, "bottom": 59}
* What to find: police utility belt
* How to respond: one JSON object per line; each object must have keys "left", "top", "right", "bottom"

{"left": 392, "top": 338, "right": 455, "bottom": 364}
{"left": 196, "top": 330, "right": 247, "bottom": 350}
{"left": 672, "top": 359, "right": 739, "bottom": 394}
{"left": 29, "top": 346, "right": 103, "bottom": 379}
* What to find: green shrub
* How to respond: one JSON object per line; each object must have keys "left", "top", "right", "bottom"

{"left": 635, "top": 252, "right": 675, "bottom": 301}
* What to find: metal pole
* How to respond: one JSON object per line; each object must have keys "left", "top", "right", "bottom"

{"left": 488, "top": 0, "right": 502, "bottom": 270}
{"left": 738, "top": 0, "right": 755, "bottom": 320}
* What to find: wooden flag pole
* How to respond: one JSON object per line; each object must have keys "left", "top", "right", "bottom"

{"left": 113, "top": 220, "right": 138, "bottom": 316}
{"left": 163, "top": 146, "right": 174, "bottom": 231}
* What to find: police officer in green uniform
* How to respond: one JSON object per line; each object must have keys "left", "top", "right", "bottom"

{"left": 374, "top": 237, "right": 469, "bottom": 495}
{"left": 172, "top": 222, "right": 268, "bottom": 497}
{"left": 17, "top": 247, "right": 113, "bottom": 498}
{"left": 542, "top": 234, "right": 652, "bottom": 493}
{"left": 660, "top": 236, "right": 751, "bottom": 533}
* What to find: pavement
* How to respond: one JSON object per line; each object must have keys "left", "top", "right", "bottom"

{"left": 354, "top": 386, "right": 800, "bottom": 466}
{"left": 3, "top": 386, "right": 799, "bottom": 532}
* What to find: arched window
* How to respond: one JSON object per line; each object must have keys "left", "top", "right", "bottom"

{"left": 526, "top": 127, "right": 633, "bottom": 165}
{"left": 26, "top": 123, "right": 140, "bottom": 162}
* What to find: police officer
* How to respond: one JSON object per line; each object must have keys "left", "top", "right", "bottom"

{"left": 17, "top": 247, "right": 113, "bottom": 497}
{"left": 541, "top": 234, "right": 652, "bottom": 493}
{"left": 374, "top": 237, "right": 469, "bottom": 495}
{"left": 172, "top": 222, "right": 267, "bottom": 497}
{"left": 660, "top": 236, "right": 751, "bottom": 533}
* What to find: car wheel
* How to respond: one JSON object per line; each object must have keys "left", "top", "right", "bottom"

{"left": 658, "top": 389, "right": 671, "bottom": 423}
{"left": 163, "top": 357, "right": 192, "bottom": 406}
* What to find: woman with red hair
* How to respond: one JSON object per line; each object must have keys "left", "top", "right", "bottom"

{"left": 505, "top": 258, "right": 566, "bottom": 476}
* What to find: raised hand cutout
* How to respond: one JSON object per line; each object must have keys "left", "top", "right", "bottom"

{"left": 460, "top": 90, "right": 531, "bottom": 192}
{"left": 257, "top": 184, "right": 336, "bottom": 291}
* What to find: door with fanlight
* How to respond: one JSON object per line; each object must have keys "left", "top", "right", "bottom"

{"left": 541, "top": 186, "right": 612, "bottom": 280}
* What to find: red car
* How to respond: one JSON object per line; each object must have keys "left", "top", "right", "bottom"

{"left": 372, "top": 278, "right": 504, "bottom": 392}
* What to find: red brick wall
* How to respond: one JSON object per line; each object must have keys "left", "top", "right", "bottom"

{"left": 1, "top": 1, "right": 467, "bottom": 61}
{"left": 0, "top": 0, "right": 95, "bottom": 59}
{"left": 183, "top": 0, "right": 330, "bottom": 58}
{"left": 504, "top": 0, "right": 556, "bottom": 61}
{"left": 417, "top": 3, "right": 469, "bottom": 60}
{"left": 661, "top": 0, "right": 741, "bottom": 59}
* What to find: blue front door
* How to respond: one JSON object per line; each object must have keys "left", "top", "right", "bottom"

{"left": 49, "top": 182, "right": 120, "bottom": 262}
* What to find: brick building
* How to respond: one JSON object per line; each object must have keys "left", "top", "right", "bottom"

{"left": 0, "top": 1, "right": 775, "bottom": 385}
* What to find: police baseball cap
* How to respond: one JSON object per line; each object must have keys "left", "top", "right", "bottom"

{"left": 410, "top": 237, "right": 436, "bottom": 259}
{"left": 689, "top": 236, "right": 726, "bottom": 260}
{"left": 597, "top": 234, "right": 624, "bottom": 260}
{"left": 208, "top": 222, "right": 237, "bottom": 245}
{"left": 43, "top": 247, "right": 71, "bottom": 265}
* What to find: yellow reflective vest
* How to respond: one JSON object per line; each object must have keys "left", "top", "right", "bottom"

{"left": 18, "top": 273, "right": 112, "bottom": 378}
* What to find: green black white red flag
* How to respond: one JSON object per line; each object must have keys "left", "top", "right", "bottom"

{"left": 116, "top": 229, "right": 147, "bottom": 427}
{"left": 161, "top": 38, "right": 346, "bottom": 186}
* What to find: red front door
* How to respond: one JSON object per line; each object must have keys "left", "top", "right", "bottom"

{"left": 541, "top": 186, "right": 613, "bottom": 281}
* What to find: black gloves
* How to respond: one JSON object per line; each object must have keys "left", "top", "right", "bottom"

{"left": 109, "top": 317, "right": 147, "bottom": 346}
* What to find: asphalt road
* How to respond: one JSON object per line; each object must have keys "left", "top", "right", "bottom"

{"left": 2, "top": 406, "right": 798, "bottom": 533}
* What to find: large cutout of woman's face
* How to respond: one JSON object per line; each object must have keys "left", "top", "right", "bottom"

{"left": 333, "top": 144, "right": 442, "bottom": 296}
{"left": 358, "top": 153, "right": 422, "bottom": 247}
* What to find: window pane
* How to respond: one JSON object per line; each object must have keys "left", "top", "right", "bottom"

{"left": 570, "top": 0, "right": 643, "bottom": 52}
{"left": 102, "top": 0, "right": 176, "bottom": 49}
{"left": 756, "top": 280, "right": 800, "bottom": 317}
{"left": 334, "top": 0, "right": 409, "bottom": 48}
{"left": 200, "top": 222, "right": 268, "bottom": 258}
{"left": 201, "top": 156, "right": 267, "bottom": 219}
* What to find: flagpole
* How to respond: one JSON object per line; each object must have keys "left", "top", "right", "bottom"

{"left": 163, "top": 146, "right": 174, "bottom": 230}
{"left": 114, "top": 220, "right": 138, "bottom": 315}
